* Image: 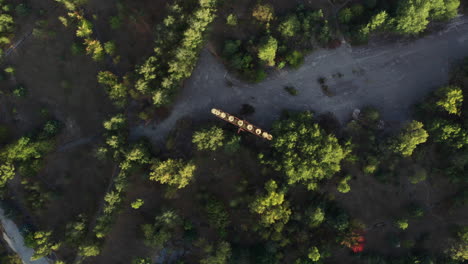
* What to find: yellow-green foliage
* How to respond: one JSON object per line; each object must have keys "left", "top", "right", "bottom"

{"left": 257, "top": 36, "right": 278, "bottom": 66}
{"left": 436, "top": 85, "right": 463, "bottom": 115}
{"left": 192, "top": 126, "right": 225, "bottom": 151}
{"left": 25, "top": 231, "right": 61, "bottom": 261}
{"left": 261, "top": 111, "right": 349, "bottom": 190}
{"left": 252, "top": 4, "right": 274, "bottom": 23}
{"left": 390, "top": 120, "right": 428, "bottom": 156}
{"left": 149, "top": 159, "right": 196, "bottom": 189}
{"left": 250, "top": 180, "right": 291, "bottom": 230}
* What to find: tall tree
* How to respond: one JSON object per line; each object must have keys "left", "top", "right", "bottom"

{"left": 389, "top": 120, "right": 428, "bottom": 157}
{"left": 260, "top": 111, "right": 349, "bottom": 190}
{"left": 149, "top": 159, "right": 196, "bottom": 188}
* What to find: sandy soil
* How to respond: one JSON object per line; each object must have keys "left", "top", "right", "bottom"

{"left": 133, "top": 16, "right": 468, "bottom": 145}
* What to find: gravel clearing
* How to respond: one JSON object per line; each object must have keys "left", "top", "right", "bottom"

{"left": 133, "top": 16, "right": 468, "bottom": 145}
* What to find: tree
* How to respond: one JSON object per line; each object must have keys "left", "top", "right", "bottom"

{"left": 430, "top": 0, "right": 460, "bottom": 20}
{"left": 25, "top": 231, "right": 61, "bottom": 261}
{"left": 389, "top": 120, "right": 428, "bottom": 157}
{"left": 149, "top": 159, "right": 196, "bottom": 189}
{"left": 257, "top": 36, "right": 278, "bottom": 66}
{"left": 142, "top": 210, "right": 180, "bottom": 248}
{"left": 104, "top": 41, "right": 116, "bottom": 56}
{"left": 260, "top": 111, "right": 349, "bottom": 190}
{"left": 131, "top": 198, "right": 144, "bottom": 209}
{"left": 337, "top": 175, "right": 352, "bottom": 193}
{"left": 427, "top": 118, "right": 468, "bottom": 149}
{"left": 394, "top": 218, "right": 409, "bottom": 230}
{"left": 97, "top": 71, "right": 128, "bottom": 107}
{"left": 0, "top": 162, "right": 15, "bottom": 188}
{"left": 84, "top": 38, "right": 104, "bottom": 61}
{"left": 308, "top": 207, "right": 325, "bottom": 228}
{"left": 338, "top": 8, "right": 353, "bottom": 24}
{"left": 200, "top": 241, "right": 232, "bottom": 264}
{"left": 394, "top": 0, "right": 432, "bottom": 35}
{"left": 308, "top": 247, "right": 320, "bottom": 262}
{"left": 192, "top": 126, "right": 225, "bottom": 151}
{"left": 409, "top": 166, "right": 427, "bottom": 184}
{"left": 103, "top": 114, "right": 126, "bottom": 131}
{"left": 250, "top": 180, "right": 291, "bottom": 231}
{"left": 448, "top": 226, "right": 468, "bottom": 261}
{"left": 76, "top": 19, "right": 92, "bottom": 38}
{"left": 252, "top": 4, "right": 274, "bottom": 23}
{"left": 78, "top": 244, "right": 100, "bottom": 257}
{"left": 132, "top": 258, "right": 151, "bottom": 264}
{"left": 65, "top": 214, "right": 87, "bottom": 245}
{"left": 226, "top": 14, "right": 237, "bottom": 26}
{"left": 360, "top": 11, "right": 388, "bottom": 35}
{"left": 435, "top": 85, "right": 463, "bottom": 115}
{"left": 278, "top": 15, "right": 300, "bottom": 37}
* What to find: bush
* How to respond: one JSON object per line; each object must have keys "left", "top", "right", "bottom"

{"left": 394, "top": 218, "right": 409, "bottom": 230}
{"left": 226, "top": 13, "right": 237, "bottom": 26}
{"left": 278, "top": 14, "right": 300, "bottom": 37}
{"left": 284, "top": 86, "right": 298, "bottom": 96}
{"left": 131, "top": 198, "right": 144, "bottom": 209}
{"left": 12, "top": 86, "right": 26, "bottom": 97}
{"left": 285, "top": 51, "right": 304, "bottom": 68}
{"left": 337, "top": 175, "right": 351, "bottom": 193}
{"left": 408, "top": 166, "right": 427, "bottom": 184}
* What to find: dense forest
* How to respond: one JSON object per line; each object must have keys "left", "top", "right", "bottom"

{"left": 0, "top": 0, "right": 466, "bottom": 264}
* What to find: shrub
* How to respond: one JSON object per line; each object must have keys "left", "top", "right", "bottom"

{"left": 284, "top": 86, "right": 298, "bottom": 96}
{"left": 131, "top": 198, "right": 144, "bottom": 209}
{"left": 12, "top": 86, "right": 26, "bottom": 97}
{"left": 285, "top": 51, "right": 304, "bottom": 68}
{"left": 226, "top": 13, "right": 237, "bottom": 26}
{"left": 337, "top": 175, "right": 351, "bottom": 193}
{"left": 394, "top": 218, "right": 409, "bottom": 230}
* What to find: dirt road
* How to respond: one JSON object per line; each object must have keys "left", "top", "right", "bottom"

{"left": 134, "top": 16, "right": 468, "bottom": 144}
{"left": 0, "top": 208, "right": 51, "bottom": 264}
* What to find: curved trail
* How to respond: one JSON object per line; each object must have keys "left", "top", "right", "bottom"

{"left": 133, "top": 16, "right": 468, "bottom": 144}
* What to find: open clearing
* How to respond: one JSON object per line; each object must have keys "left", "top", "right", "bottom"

{"left": 133, "top": 16, "right": 468, "bottom": 144}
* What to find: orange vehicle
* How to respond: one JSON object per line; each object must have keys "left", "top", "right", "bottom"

{"left": 211, "top": 108, "right": 273, "bottom": 141}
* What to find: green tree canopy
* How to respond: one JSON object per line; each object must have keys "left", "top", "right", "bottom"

{"left": 428, "top": 118, "right": 468, "bottom": 149}
{"left": 192, "top": 126, "right": 225, "bottom": 151}
{"left": 200, "top": 241, "right": 232, "bottom": 264}
{"left": 142, "top": 210, "right": 180, "bottom": 248}
{"left": 337, "top": 175, "right": 352, "bottom": 193}
{"left": 250, "top": 180, "right": 291, "bottom": 231}
{"left": 448, "top": 226, "right": 468, "bottom": 261}
{"left": 257, "top": 36, "right": 278, "bottom": 66}
{"left": 389, "top": 120, "right": 428, "bottom": 156}
{"left": 278, "top": 14, "right": 300, "bottom": 37}
{"left": 149, "top": 159, "right": 196, "bottom": 188}
{"left": 308, "top": 246, "right": 321, "bottom": 262}
{"left": 252, "top": 4, "right": 274, "bottom": 23}
{"left": 394, "top": 0, "right": 432, "bottom": 35}
{"left": 25, "top": 231, "right": 61, "bottom": 261}
{"left": 435, "top": 85, "right": 463, "bottom": 115}
{"left": 260, "top": 111, "right": 349, "bottom": 190}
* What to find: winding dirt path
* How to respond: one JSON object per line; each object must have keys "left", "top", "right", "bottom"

{"left": 133, "top": 16, "right": 468, "bottom": 144}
